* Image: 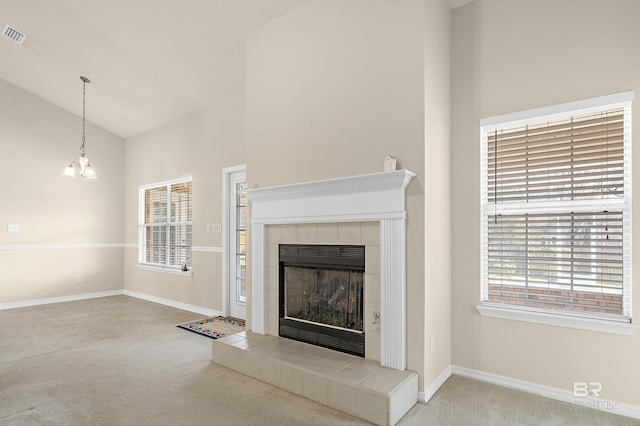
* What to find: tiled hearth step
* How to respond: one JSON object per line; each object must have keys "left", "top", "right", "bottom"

{"left": 212, "top": 331, "right": 418, "bottom": 426}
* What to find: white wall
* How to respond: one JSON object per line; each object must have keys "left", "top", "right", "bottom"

{"left": 123, "top": 94, "right": 246, "bottom": 312}
{"left": 451, "top": 0, "right": 640, "bottom": 407}
{"left": 0, "top": 79, "right": 125, "bottom": 303}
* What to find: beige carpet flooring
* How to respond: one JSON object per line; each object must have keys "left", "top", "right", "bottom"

{"left": 0, "top": 295, "right": 637, "bottom": 425}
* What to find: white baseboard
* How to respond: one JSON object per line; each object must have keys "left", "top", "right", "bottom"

{"left": 123, "top": 289, "right": 221, "bottom": 317}
{"left": 1, "top": 289, "right": 222, "bottom": 319}
{"left": 418, "top": 365, "right": 452, "bottom": 403}
{"left": 451, "top": 365, "right": 640, "bottom": 420}
{"left": 0, "top": 290, "right": 124, "bottom": 310}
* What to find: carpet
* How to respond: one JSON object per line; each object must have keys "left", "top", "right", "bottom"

{"left": 177, "top": 316, "right": 245, "bottom": 339}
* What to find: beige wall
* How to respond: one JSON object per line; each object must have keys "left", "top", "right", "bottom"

{"left": 0, "top": 79, "right": 125, "bottom": 303}
{"left": 122, "top": 94, "right": 246, "bottom": 311}
{"left": 423, "top": 0, "right": 452, "bottom": 390}
{"left": 245, "top": 0, "right": 449, "bottom": 391}
{"left": 451, "top": 0, "right": 640, "bottom": 406}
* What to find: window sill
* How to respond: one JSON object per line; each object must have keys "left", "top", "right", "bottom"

{"left": 137, "top": 264, "right": 192, "bottom": 277}
{"left": 476, "top": 305, "right": 637, "bottom": 336}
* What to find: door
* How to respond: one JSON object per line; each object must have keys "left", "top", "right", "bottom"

{"left": 227, "top": 167, "right": 247, "bottom": 319}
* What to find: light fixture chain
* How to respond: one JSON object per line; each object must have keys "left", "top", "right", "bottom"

{"left": 81, "top": 77, "right": 86, "bottom": 156}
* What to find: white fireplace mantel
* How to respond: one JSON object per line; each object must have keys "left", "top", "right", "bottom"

{"left": 246, "top": 170, "right": 415, "bottom": 370}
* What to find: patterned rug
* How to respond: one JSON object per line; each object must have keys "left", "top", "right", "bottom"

{"left": 177, "top": 316, "right": 245, "bottom": 339}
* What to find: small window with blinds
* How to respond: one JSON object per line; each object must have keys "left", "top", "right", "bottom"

{"left": 139, "top": 177, "right": 192, "bottom": 273}
{"left": 480, "top": 92, "right": 633, "bottom": 323}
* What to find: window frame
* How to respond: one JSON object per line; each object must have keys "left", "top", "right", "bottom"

{"left": 478, "top": 92, "right": 636, "bottom": 335}
{"left": 138, "top": 176, "right": 193, "bottom": 276}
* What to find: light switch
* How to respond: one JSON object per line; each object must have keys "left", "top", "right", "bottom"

{"left": 211, "top": 223, "right": 222, "bottom": 233}
{"left": 7, "top": 224, "right": 19, "bottom": 233}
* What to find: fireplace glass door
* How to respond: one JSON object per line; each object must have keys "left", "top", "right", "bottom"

{"left": 284, "top": 266, "right": 363, "bottom": 333}
{"left": 279, "top": 244, "right": 365, "bottom": 356}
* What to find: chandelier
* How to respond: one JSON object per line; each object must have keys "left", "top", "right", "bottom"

{"left": 62, "top": 76, "right": 97, "bottom": 179}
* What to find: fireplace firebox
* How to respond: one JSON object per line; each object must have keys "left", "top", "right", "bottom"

{"left": 279, "top": 244, "right": 365, "bottom": 357}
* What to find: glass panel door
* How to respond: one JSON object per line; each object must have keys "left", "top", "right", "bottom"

{"left": 228, "top": 168, "right": 246, "bottom": 319}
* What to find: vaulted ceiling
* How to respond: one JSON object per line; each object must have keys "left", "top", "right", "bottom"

{"left": 0, "top": 0, "right": 473, "bottom": 139}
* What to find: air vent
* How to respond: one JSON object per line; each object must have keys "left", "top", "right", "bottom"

{"left": 2, "top": 24, "right": 27, "bottom": 45}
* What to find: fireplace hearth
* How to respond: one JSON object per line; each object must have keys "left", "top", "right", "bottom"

{"left": 279, "top": 244, "right": 365, "bottom": 357}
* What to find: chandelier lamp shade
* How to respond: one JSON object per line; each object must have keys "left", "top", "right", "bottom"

{"left": 63, "top": 76, "right": 97, "bottom": 179}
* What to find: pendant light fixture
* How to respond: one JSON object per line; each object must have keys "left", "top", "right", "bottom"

{"left": 62, "top": 76, "right": 97, "bottom": 179}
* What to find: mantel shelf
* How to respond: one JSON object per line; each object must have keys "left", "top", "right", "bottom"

{"left": 246, "top": 170, "right": 415, "bottom": 225}
{"left": 246, "top": 170, "right": 415, "bottom": 202}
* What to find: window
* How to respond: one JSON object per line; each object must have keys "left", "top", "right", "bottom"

{"left": 139, "top": 177, "right": 192, "bottom": 273}
{"left": 234, "top": 179, "right": 247, "bottom": 304}
{"left": 480, "top": 92, "right": 633, "bottom": 326}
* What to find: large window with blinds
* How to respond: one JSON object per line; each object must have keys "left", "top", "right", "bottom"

{"left": 480, "top": 93, "right": 633, "bottom": 324}
{"left": 139, "top": 177, "right": 192, "bottom": 272}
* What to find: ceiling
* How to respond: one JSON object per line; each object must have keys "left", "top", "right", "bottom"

{"left": 0, "top": 0, "right": 473, "bottom": 139}
{"left": 0, "top": 0, "right": 308, "bottom": 138}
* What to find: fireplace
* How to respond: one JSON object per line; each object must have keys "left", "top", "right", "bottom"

{"left": 246, "top": 170, "right": 415, "bottom": 370}
{"left": 279, "top": 244, "right": 365, "bottom": 357}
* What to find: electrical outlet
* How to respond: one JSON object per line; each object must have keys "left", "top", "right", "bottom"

{"left": 7, "top": 224, "right": 19, "bottom": 232}
{"left": 76, "top": 274, "right": 83, "bottom": 283}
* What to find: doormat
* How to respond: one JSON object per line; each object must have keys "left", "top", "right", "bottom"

{"left": 177, "top": 316, "right": 245, "bottom": 339}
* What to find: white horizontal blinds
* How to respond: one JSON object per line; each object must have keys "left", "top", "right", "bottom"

{"left": 487, "top": 211, "right": 624, "bottom": 315}
{"left": 169, "top": 181, "right": 192, "bottom": 267}
{"left": 141, "top": 179, "right": 192, "bottom": 269}
{"left": 483, "top": 102, "right": 631, "bottom": 321}
{"left": 144, "top": 186, "right": 168, "bottom": 264}
{"left": 488, "top": 109, "right": 624, "bottom": 204}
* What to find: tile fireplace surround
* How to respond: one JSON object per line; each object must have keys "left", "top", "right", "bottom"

{"left": 213, "top": 170, "right": 417, "bottom": 425}
{"left": 268, "top": 222, "right": 379, "bottom": 359}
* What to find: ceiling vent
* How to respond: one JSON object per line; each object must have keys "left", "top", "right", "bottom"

{"left": 2, "top": 24, "right": 27, "bottom": 45}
